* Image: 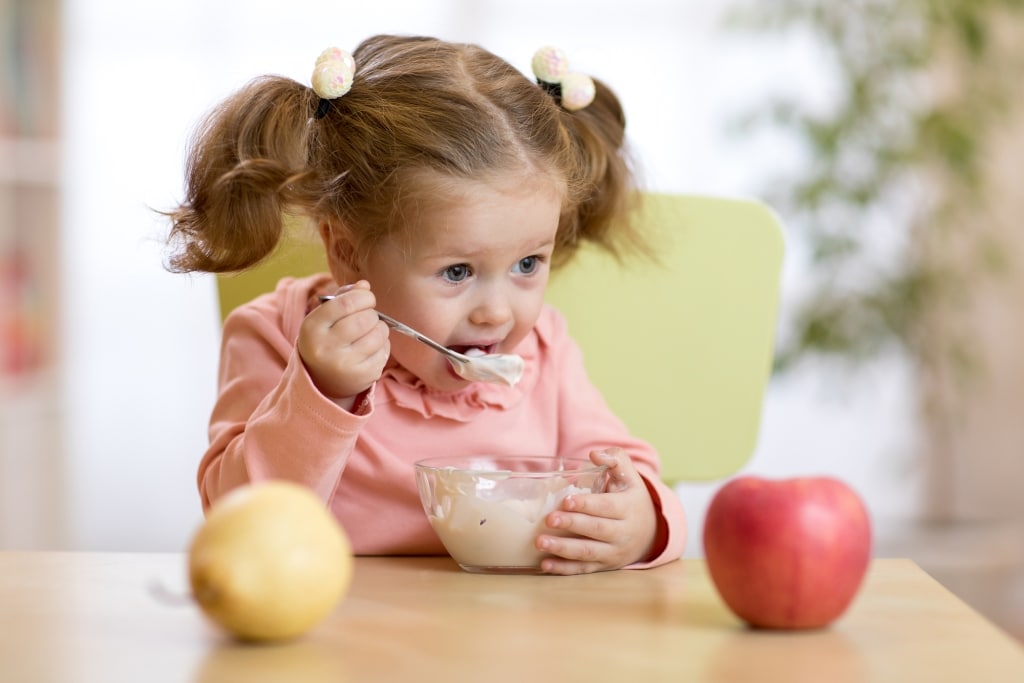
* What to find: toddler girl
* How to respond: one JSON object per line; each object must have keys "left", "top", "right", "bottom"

{"left": 165, "top": 34, "right": 686, "bottom": 574}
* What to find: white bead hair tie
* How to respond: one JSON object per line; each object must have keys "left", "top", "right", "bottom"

{"left": 531, "top": 46, "right": 595, "bottom": 112}
{"left": 311, "top": 47, "right": 356, "bottom": 118}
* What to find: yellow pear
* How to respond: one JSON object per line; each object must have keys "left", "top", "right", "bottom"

{"left": 188, "top": 480, "right": 353, "bottom": 642}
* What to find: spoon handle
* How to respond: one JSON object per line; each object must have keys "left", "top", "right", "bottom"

{"left": 374, "top": 312, "right": 464, "bottom": 362}
{"left": 317, "top": 296, "right": 465, "bottom": 365}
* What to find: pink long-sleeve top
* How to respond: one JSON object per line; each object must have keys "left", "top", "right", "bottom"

{"left": 200, "top": 274, "right": 686, "bottom": 568}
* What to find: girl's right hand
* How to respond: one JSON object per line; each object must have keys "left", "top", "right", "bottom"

{"left": 297, "top": 280, "right": 391, "bottom": 408}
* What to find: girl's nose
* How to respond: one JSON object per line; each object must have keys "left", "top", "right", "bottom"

{"left": 468, "top": 291, "right": 514, "bottom": 328}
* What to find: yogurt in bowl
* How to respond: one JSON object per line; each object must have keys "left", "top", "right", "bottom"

{"left": 414, "top": 455, "right": 610, "bottom": 574}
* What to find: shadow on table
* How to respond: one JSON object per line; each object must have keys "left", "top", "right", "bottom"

{"left": 192, "top": 639, "right": 350, "bottom": 683}
{"left": 701, "top": 627, "right": 866, "bottom": 682}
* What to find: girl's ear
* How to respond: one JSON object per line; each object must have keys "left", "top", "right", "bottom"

{"left": 319, "top": 218, "right": 360, "bottom": 283}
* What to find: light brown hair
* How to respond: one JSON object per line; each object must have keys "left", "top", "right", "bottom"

{"left": 164, "top": 34, "right": 642, "bottom": 274}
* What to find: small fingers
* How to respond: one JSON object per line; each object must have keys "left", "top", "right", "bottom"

{"left": 538, "top": 504, "right": 627, "bottom": 574}
{"left": 312, "top": 283, "right": 376, "bottom": 327}
{"left": 546, "top": 506, "right": 618, "bottom": 542}
{"left": 536, "top": 535, "right": 617, "bottom": 575}
{"left": 590, "top": 448, "right": 641, "bottom": 493}
{"left": 298, "top": 280, "right": 390, "bottom": 400}
{"left": 560, "top": 491, "right": 624, "bottom": 520}
{"left": 540, "top": 556, "right": 606, "bottom": 576}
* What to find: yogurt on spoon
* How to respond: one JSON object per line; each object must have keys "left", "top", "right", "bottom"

{"left": 458, "top": 348, "right": 525, "bottom": 386}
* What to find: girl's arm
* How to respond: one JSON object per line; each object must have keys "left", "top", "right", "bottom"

{"left": 198, "top": 283, "right": 372, "bottom": 512}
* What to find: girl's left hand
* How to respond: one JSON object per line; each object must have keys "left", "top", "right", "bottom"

{"left": 537, "top": 448, "right": 658, "bottom": 575}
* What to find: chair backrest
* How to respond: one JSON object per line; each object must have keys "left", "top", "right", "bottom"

{"left": 216, "top": 218, "right": 327, "bottom": 321}
{"left": 544, "top": 193, "right": 783, "bottom": 483}
{"left": 216, "top": 193, "right": 783, "bottom": 484}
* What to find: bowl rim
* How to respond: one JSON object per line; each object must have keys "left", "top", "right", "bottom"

{"left": 413, "top": 454, "right": 607, "bottom": 476}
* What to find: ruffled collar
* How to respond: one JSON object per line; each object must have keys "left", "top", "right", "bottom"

{"left": 375, "top": 332, "right": 542, "bottom": 421}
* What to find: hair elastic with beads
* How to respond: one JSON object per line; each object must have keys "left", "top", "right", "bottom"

{"left": 311, "top": 47, "right": 356, "bottom": 118}
{"left": 531, "top": 46, "right": 596, "bottom": 112}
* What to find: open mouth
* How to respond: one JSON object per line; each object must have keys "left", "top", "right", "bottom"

{"left": 448, "top": 344, "right": 498, "bottom": 357}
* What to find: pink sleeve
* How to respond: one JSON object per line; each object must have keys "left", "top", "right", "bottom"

{"left": 543, "top": 309, "right": 687, "bottom": 568}
{"left": 629, "top": 476, "right": 687, "bottom": 569}
{"left": 197, "top": 293, "right": 371, "bottom": 512}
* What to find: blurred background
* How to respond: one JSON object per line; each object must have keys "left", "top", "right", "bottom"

{"left": 2, "top": 0, "right": 1021, "bottom": 641}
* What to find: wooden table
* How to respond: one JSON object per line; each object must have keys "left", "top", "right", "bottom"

{"left": 1, "top": 553, "right": 1022, "bottom": 682}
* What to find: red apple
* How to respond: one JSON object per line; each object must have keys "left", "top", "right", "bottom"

{"left": 702, "top": 475, "right": 872, "bottom": 629}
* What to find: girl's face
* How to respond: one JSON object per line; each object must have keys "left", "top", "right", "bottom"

{"left": 358, "top": 174, "right": 562, "bottom": 392}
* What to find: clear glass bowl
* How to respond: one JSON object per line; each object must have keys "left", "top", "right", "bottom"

{"left": 414, "top": 455, "right": 609, "bottom": 574}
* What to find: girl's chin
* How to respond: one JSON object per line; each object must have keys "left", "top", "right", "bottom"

{"left": 436, "top": 361, "right": 472, "bottom": 389}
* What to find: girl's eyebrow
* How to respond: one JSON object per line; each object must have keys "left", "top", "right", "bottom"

{"left": 526, "top": 237, "right": 557, "bottom": 252}
{"left": 422, "top": 237, "right": 556, "bottom": 261}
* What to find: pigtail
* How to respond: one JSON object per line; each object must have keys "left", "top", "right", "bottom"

{"left": 164, "top": 76, "right": 318, "bottom": 273}
{"left": 557, "top": 77, "right": 649, "bottom": 266}
{"left": 165, "top": 36, "right": 648, "bottom": 277}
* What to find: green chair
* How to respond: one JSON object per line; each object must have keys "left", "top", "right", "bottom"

{"left": 545, "top": 193, "right": 783, "bottom": 483}
{"left": 216, "top": 193, "right": 784, "bottom": 484}
{"left": 216, "top": 217, "right": 328, "bottom": 320}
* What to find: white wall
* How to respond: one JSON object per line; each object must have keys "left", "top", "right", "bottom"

{"left": 58, "top": 0, "right": 922, "bottom": 552}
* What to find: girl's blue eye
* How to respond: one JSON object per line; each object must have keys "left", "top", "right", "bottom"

{"left": 443, "top": 264, "right": 471, "bottom": 283}
{"left": 514, "top": 256, "right": 540, "bottom": 274}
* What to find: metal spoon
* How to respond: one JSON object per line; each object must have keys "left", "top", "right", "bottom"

{"left": 317, "top": 295, "right": 524, "bottom": 386}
